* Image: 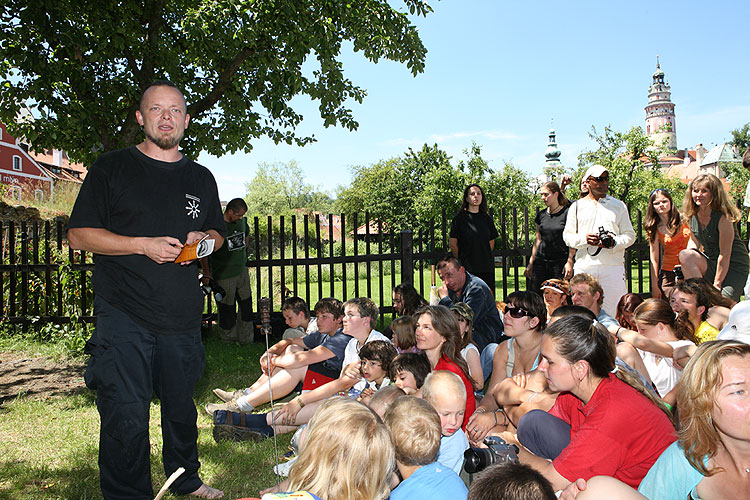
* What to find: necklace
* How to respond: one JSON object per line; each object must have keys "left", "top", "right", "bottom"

{"left": 548, "top": 204, "right": 562, "bottom": 215}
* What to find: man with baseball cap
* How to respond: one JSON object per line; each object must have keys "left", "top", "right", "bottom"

{"left": 562, "top": 165, "right": 635, "bottom": 315}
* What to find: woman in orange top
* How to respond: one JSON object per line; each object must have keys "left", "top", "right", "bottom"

{"left": 644, "top": 189, "right": 690, "bottom": 300}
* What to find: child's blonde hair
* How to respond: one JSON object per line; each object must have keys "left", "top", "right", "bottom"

{"left": 384, "top": 396, "right": 441, "bottom": 466}
{"left": 421, "top": 370, "right": 467, "bottom": 406}
{"left": 289, "top": 397, "right": 394, "bottom": 500}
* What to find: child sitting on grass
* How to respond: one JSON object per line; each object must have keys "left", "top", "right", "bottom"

{"left": 391, "top": 352, "right": 432, "bottom": 395}
{"left": 450, "top": 302, "right": 485, "bottom": 391}
{"left": 281, "top": 296, "right": 317, "bottom": 339}
{"left": 422, "top": 370, "right": 470, "bottom": 475}
{"left": 384, "top": 396, "right": 468, "bottom": 500}
{"left": 368, "top": 384, "right": 406, "bottom": 419}
{"left": 346, "top": 340, "right": 398, "bottom": 404}
{"left": 391, "top": 315, "right": 420, "bottom": 354}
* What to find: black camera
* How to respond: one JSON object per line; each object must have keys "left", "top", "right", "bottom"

{"left": 597, "top": 226, "right": 616, "bottom": 249}
{"left": 463, "top": 436, "right": 520, "bottom": 474}
{"left": 200, "top": 277, "right": 226, "bottom": 303}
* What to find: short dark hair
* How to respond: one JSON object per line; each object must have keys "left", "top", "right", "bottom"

{"left": 139, "top": 80, "right": 184, "bottom": 111}
{"left": 313, "top": 297, "right": 343, "bottom": 319}
{"left": 437, "top": 254, "right": 463, "bottom": 272}
{"left": 359, "top": 340, "right": 398, "bottom": 371}
{"left": 226, "top": 198, "right": 247, "bottom": 213}
{"left": 467, "top": 463, "right": 556, "bottom": 500}
{"left": 674, "top": 280, "right": 710, "bottom": 321}
{"left": 390, "top": 353, "right": 431, "bottom": 387}
{"left": 281, "top": 296, "right": 310, "bottom": 318}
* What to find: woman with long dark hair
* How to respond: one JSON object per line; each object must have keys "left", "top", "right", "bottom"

{"left": 644, "top": 189, "right": 690, "bottom": 300}
{"left": 525, "top": 181, "right": 574, "bottom": 293}
{"left": 450, "top": 184, "right": 499, "bottom": 291}
{"left": 415, "top": 305, "right": 476, "bottom": 429}
{"left": 679, "top": 174, "right": 749, "bottom": 301}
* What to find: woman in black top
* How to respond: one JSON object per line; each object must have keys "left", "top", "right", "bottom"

{"left": 525, "top": 181, "right": 574, "bottom": 294}
{"left": 449, "top": 184, "right": 499, "bottom": 291}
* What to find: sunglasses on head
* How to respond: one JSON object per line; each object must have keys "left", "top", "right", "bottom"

{"left": 589, "top": 174, "right": 609, "bottom": 182}
{"left": 504, "top": 305, "right": 531, "bottom": 318}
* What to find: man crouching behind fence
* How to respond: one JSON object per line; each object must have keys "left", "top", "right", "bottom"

{"left": 67, "top": 81, "right": 226, "bottom": 500}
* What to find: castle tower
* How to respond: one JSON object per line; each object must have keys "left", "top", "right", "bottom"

{"left": 544, "top": 128, "right": 562, "bottom": 170}
{"left": 645, "top": 57, "right": 677, "bottom": 150}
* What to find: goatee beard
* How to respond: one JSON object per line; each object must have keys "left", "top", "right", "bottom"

{"left": 145, "top": 131, "right": 182, "bottom": 150}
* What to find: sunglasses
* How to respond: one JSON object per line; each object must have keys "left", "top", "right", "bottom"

{"left": 503, "top": 305, "right": 531, "bottom": 318}
{"left": 589, "top": 174, "right": 609, "bottom": 182}
{"left": 541, "top": 281, "right": 568, "bottom": 295}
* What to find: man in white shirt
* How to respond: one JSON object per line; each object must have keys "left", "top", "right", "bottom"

{"left": 563, "top": 165, "right": 635, "bottom": 315}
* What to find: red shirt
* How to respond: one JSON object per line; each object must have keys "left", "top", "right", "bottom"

{"left": 435, "top": 354, "right": 477, "bottom": 430}
{"left": 657, "top": 223, "right": 691, "bottom": 271}
{"left": 550, "top": 374, "right": 676, "bottom": 489}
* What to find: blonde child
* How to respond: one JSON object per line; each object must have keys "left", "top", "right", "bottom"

{"left": 422, "top": 371, "right": 470, "bottom": 476}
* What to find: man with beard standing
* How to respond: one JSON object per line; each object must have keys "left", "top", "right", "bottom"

{"left": 68, "top": 81, "right": 225, "bottom": 499}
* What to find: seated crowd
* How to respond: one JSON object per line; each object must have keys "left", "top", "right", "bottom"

{"left": 209, "top": 253, "right": 750, "bottom": 500}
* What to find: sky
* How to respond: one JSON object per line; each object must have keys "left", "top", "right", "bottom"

{"left": 198, "top": 0, "right": 750, "bottom": 202}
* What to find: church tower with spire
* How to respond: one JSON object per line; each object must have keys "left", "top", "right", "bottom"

{"left": 645, "top": 57, "right": 677, "bottom": 150}
{"left": 544, "top": 128, "right": 562, "bottom": 170}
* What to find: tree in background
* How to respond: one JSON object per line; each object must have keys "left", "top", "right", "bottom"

{"left": 244, "top": 161, "right": 333, "bottom": 216}
{"left": 337, "top": 142, "right": 535, "bottom": 231}
{"left": 574, "top": 125, "right": 686, "bottom": 219}
{"left": 0, "top": 0, "right": 432, "bottom": 165}
{"left": 729, "top": 122, "right": 750, "bottom": 153}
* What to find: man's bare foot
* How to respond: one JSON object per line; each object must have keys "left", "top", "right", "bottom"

{"left": 190, "top": 484, "right": 224, "bottom": 499}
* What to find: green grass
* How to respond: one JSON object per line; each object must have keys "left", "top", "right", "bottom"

{"left": 0, "top": 329, "right": 291, "bottom": 500}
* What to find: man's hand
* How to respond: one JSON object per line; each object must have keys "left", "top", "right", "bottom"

{"left": 437, "top": 284, "right": 449, "bottom": 299}
{"left": 186, "top": 231, "right": 208, "bottom": 245}
{"left": 563, "top": 260, "right": 574, "bottom": 279}
{"left": 141, "top": 236, "right": 183, "bottom": 264}
{"left": 585, "top": 233, "right": 601, "bottom": 247}
{"left": 260, "top": 353, "right": 277, "bottom": 375}
{"left": 342, "top": 362, "right": 363, "bottom": 380}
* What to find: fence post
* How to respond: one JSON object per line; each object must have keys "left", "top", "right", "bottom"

{"left": 400, "top": 230, "right": 414, "bottom": 285}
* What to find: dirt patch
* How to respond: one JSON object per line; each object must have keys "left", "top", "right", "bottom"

{"left": 0, "top": 352, "right": 87, "bottom": 405}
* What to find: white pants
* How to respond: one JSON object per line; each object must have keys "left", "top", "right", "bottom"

{"left": 573, "top": 262, "right": 627, "bottom": 317}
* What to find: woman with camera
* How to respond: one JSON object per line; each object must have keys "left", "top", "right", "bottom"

{"left": 560, "top": 340, "right": 750, "bottom": 500}
{"left": 679, "top": 174, "right": 749, "bottom": 302}
{"left": 497, "top": 315, "right": 676, "bottom": 491}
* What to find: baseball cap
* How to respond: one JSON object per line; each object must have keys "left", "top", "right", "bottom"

{"left": 718, "top": 300, "right": 750, "bottom": 344}
{"left": 450, "top": 302, "right": 474, "bottom": 322}
{"left": 583, "top": 164, "right": 608, "bottom": 181}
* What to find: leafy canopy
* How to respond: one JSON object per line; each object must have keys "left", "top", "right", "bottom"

{"left": 336, "top": 142, "right": 537, "bottom": 231}
{"left": 574, "top": 125, "right": 686, "bottom": 218}
{"left": 244, "top": 160, "right": 334, "bottom": 216}
{"left": 0, "top": 0, "right": 432, "bottom": 165}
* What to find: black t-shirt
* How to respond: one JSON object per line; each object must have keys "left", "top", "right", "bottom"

{"left": 449, "top": 211, "right": 499, "bottom": 274}
{"left": 534, "top": 204, "right": 571, "bottom": 261}
{"left": 68, "top": 146, "right": 226, "bottom": 334}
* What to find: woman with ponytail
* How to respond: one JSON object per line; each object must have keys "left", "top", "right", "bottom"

{"left": 612, "top": 299, "right": 696, "bottom": 404}
{"left": 498, "top": 315, "right": 676, "bottom": 492}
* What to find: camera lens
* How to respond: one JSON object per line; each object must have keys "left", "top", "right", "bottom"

{"left": 463, "top": 447, "right": 494, "bottom": 474}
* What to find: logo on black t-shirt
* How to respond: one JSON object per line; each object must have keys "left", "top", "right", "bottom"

{"left": 185, "top": 193, "right": 201, "bottom": 219}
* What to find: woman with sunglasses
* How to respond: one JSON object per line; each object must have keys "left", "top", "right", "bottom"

{"left": 450, "top": 184, "right": 499, "bottom": 291}
{"left": 644, "top": 188, "right": 690, "bottom": 300}
{"left": 540, "top": 279, "right": 570, "bottom": 321}
{"left": 414, "top": 304, "right": 476, "bottom": 430}
{"left": 497, "top": 314, "right": 676, "bottom": 492}
{"left": 467, "top": 291, "right": 547, "bottom": 445}
{"left": 679, "top": 174, "right": 749, "bottom": 302}
{"left": 525, "top": 181, "right": 575, "bottom": 294}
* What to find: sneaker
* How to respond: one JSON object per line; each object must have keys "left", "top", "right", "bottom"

{"left": 204, "top": 400, "right": 241, "bottom": 416}
{"left": 212, "top": 424, "right": 267, "bottom": 443}
{"left": 273, "top": 456, "right": 297, "bottom": 476}
{"left": 213, "top": 388, "right": 245, "bottom": 402}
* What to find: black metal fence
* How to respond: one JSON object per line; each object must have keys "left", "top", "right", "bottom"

{"left": 2, "top": 208, "right": 659, "bottom": 329}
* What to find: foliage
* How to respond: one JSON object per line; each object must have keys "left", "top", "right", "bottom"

{"left": 729, "top": 122, "right": 750, "bottom": 153}
{"left": 244, "top": 161, "right": 334, "bottom": 216}
{"left": 336, "top": 142, "right": 536, "bottom": 232}
{"left": 575, "top": 125, "right": 687, "bottom": 217}
{"left": 721, "top": 160, "right": 750, "bottom": 212}
{"left": 0, "top": 0, "right": 432, "bottom": 165}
